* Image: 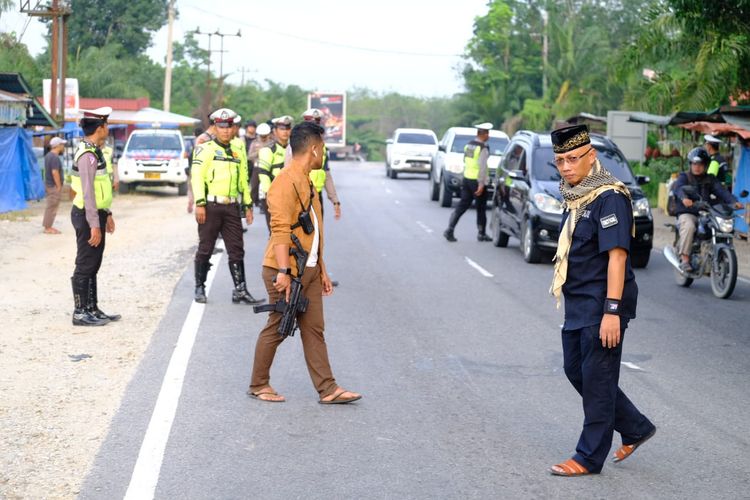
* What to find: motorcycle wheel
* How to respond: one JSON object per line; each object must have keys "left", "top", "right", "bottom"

{"left": 711, "top": 246, "right": 738, "bottom": 299}
{"left": 673, "top": 268, "right": 693, "bottom": 287}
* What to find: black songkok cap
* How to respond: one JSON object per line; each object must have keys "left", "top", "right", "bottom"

{"left": 551, "top": 124, "right": 591, "bottom": 154}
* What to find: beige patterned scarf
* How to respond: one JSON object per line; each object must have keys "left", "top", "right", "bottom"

{"left": 550, "top": 159, "right": 633, "bottom": 307}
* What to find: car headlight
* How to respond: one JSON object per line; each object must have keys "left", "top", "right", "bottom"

{"left": 716, "top": 216, "right": 734, "bottom": 233}
{"left": 533, "top": 193, "right": 563, "bottom": 214}
{"left": 446, "top": 161, "right": 463, "bottom": 174}
{"left": 632, "top": 197, "right": 651, "bottom": 218}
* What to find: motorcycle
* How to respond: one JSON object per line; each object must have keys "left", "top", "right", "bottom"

{"left": 663, "top": 186, "right": 748, "bottom": 299}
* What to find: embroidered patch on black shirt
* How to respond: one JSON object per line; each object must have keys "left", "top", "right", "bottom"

{"left": 600, "top": 214, "right": 618, "bottom": 228}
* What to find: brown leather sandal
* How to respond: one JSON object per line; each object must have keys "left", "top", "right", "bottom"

{"left": 612, "top": 427, "right": 656, "bottom": 463}
{"left": 247, "top": 388, "right": 285, "bottom": 403}
{"left": 319, "top": 388, "right": 362, "bottom": 405}
{"left": 550, "top": 458, "right": 590, "bottom": 477}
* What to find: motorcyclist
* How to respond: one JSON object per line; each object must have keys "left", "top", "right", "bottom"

{"left": 672, "top": 147, "right": 742, "bottom": 272}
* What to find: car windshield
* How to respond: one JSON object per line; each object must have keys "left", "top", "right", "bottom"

{"left": 127, "top": 134, "right": 182, "bottom": 151}
{"left": 451, "top": 135, "right": 508, "bottom": 155}
{"left": 531, "top": 145, "right": 635, "bottom": 184}
{"left": 397, "top": 133, "right": 436, "bottom": 145}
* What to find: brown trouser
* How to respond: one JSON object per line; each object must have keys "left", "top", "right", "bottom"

{"left": 677, "top": 213, "right": 698, "bottom": 256}
{"left": 250, "top": 264, "right": 337, "bottom": 397}
{"left": 43, "top": 186, "right": 61, "bottom": 228}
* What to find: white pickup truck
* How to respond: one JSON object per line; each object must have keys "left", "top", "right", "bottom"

{"left": 117, "top": 128, "right": 189, "bottom": 195}
{"left": 385, "top": 128, "right": 438, "bottom": 179}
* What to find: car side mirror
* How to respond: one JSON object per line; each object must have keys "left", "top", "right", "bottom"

{"left": 636, "top": 175, "right": 650, "bottom": 185}
{"left": 385, "top": 139, "right": 393, "bottom": 145}
{"left": 438, "top": 145, "right": 446, "bottom": 152}
{"left": 508, "top": 169, "right": 526, "bottom": 180}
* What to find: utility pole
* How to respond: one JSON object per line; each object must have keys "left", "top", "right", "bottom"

{"left": 541, "top": 9, "right": 549, "bottom": 99}
{"left": 21, "top": 0, "right": 71, "bottom": 124}
{"left": 192, "top": 28, "right": 240, "bottom": 117}
{"left": 163, "top": 0, "right": 176, "bottom": 112}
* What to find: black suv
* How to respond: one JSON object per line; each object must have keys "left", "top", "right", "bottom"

{"left": 489, "top": 131, "right": 653, "bottom": 268}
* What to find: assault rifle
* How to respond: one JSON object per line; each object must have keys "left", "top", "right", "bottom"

{"left": 253, "top": 234, "right": 309, "bottom": 338}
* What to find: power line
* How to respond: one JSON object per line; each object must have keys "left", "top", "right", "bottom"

{"left": 186, "top": 5, "right": 462, "bottom": 58}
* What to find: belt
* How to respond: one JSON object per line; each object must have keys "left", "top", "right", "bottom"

{"left": 207, "top": 195, "right": 238, "bottom": 204}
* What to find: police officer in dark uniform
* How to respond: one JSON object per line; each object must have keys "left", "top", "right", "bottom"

{"left": 443, "top": 122, "right": 493, "bottom": 242}
{"left": 548, "top": 125, "right": 656, "bottom": 477}
{"left": 70, "top": 107, "right": 120, "bottom": 326}
{"left": 192, "top": 107, "right": 264, "bottom": 305}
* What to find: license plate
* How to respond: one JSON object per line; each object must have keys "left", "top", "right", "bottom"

{"left": 144, "top": 172, "right": 161, "bottom": 179}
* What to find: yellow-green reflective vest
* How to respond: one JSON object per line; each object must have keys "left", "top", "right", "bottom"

{"left": 258, "top": 143, "right": 286, "bottom": 179}
{"left": 309, "top": 145, "right": 328, "bottom": 192}
{"left": 71, "top": 142, "right": 113, "bottom": 210}
{"left": 463, "top": 140, "right": 486, "bottom": 180}
{"left": 191, "top": 139, "right": 246, "bottom": 203}
{"left": 102, "top": 145, "right": 114, "bottom": 175}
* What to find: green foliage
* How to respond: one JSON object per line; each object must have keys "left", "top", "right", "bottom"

{"left": 519, "top": 98, "right": 551, "bottom": 130}
{"left": 64, "top": 0, "right": 168, "bottom": 55}
{"left": 0, "top": 33, "right": 44, "bottom": 93}
{"left": 632, "top": 156, "right": 683, "bottom": 203}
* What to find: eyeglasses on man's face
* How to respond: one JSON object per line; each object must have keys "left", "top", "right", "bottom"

{"left": 554, "top": 147, "right": 593, "bottom": 167}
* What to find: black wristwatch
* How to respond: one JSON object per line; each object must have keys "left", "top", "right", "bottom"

{"left": 603, "top": 298, "right": 621, "bottom": 315}
{"left": 277, "top": 267, "right": 292, "bottom": 275}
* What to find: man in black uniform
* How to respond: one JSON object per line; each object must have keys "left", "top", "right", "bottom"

{"left": 192, "top": 107, "right": 264, "bottom": 305}
{"left": 443, "top": 122, "right": 493, "bottom": 242}
{"left": 70, "top": 107, "right": 120, "bottom": 326}
{"left": 548, "top": 125, "right": 655, "bottom": 477}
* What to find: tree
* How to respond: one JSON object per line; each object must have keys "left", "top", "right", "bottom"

{"left": 64, "top": 0, "right": 168, "bottom": 55}
{"left": 0, "top": 34, "right": 43, "bottom": 93}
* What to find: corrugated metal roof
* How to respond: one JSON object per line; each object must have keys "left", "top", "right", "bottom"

{"left": 0, "top": 73, "right": 57, "bottom": 127}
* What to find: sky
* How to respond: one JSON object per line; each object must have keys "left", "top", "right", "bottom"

{"left": 0, "top": 0, "right": 491, "bottom": 98}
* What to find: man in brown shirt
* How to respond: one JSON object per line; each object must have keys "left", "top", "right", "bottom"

{"left": 248, "top": 121, "right": 361, "bottom": 404}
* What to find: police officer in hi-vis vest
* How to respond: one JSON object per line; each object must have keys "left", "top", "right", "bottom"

{"left": 192, "top": 108, "right": 265, "bottom": 305}
{"left": 443, "top": 123, "right": 494, "bottom": 242}
{"left": 70, "top": 107, "right": 120, "bottom": 326}
{"left": 257, "top": 116, "right": 292, "bottom": 232}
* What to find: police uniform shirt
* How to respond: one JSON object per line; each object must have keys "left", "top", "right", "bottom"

{"left": 560, "top": 190, "right": 638, "bottom": 330}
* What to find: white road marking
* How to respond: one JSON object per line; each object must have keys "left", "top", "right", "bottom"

{"left": 416, "top": 221, "right": 434, "bottom": 234}
{"left": 464, "top": 257, "right": 494, "bottom": 278}
{"left": 124, "top": 241, "right": 224, "bottom": 500}
{"left": 621, "top": 361, "right": 644, "bottom": 371}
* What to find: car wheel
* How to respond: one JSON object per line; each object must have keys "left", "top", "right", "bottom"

{"left": 429, "top": 170, "right": 439, "bottom": 201}
{"left": 492, "top": 215, "right": 509, "bottom": 248}
{"left": 521, "top": 218, "right": 542, "bottom": 263}
{"left": 389, "top": 168, "right": 398, "bottom": 179}
{"left": 177, "top": 182, "right": 188, "bottom": 196}
{"left": 118, "top": 182, "right": 131, "bottom": 195}
{"left": 630, "top": 250, "right": 650, "bottom": 269}
{"left": 438, "top": 176, "right": 452, "bottom": 207}
{"left": 385, "top": 163, "right": 390, "bottom": 177}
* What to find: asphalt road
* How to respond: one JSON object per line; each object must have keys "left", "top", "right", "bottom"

{"left": 81, "top": 162, "right": 750, "bottom": 500}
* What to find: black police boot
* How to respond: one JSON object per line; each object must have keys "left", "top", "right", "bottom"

{"left": 194, "top": 260, "right": 210, "bottom": 303}
{"left": 477, "top": 226, "right": 492, "bottom": 242}
{"left": 71, "top": 277, "right": 109, "bottom": 326}
{"left": 229, "top": 261, "right": 265, "bottom": 305}
{"left": 89, "top": 276, "right": 121, "bottom": 321}
{"left": 443, "top": 228, "right": 457, "bottom": 242}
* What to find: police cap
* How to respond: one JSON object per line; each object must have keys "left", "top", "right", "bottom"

{"left": 704, "top": 134, "right": 722, "bottom": 145}
{"left": 273, "top": 115, "right": 293, "bottom": 129}
{"left": 474, "top": 122, "right": 493, "bottom": 132}
{"left": 79, "top": 106, "right": 111, "bottom": 125}
{"left": 256, "top": 123, "right": 271, "bottom": 136}
{"left": 302, "top": 108, "right": 323, "bottom": 121}
{"left": 209, "top": 108, "right": 237, "bottom": 128}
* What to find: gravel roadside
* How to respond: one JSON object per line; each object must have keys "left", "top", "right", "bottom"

{"left": 0, "top": 190, "right": 197, "bottom": 499}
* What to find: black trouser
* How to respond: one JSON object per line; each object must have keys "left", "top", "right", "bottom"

{"left": 562, "top": 322, "right": 655, "bottom": 473}
{"left": 448, "top": 178, "right": 487, "bottom": 232}
{"left": 71, "top": 207, "right": 108, "bottom": 280}
{"left": 250, "top": 166, "right": 260, "bottom": 210}
{"left": 196, "top": 202, "right": 245, "bottom": 263}
{"left": 318, "top": 191, "right": 325, "bottom": 218}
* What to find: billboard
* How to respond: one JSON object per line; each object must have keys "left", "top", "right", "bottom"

{"left": 43, "top": 78, "right": 79, "bottom": 120}
{"left": 308, "top": 92, "right": 346, "bottom": 147}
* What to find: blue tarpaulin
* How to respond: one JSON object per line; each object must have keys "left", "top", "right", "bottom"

{"left": 0, "top": 127, "right": 45, "bottom": 213}
{"left": 734, "top": 145, "right": 750, "bottom": 234}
